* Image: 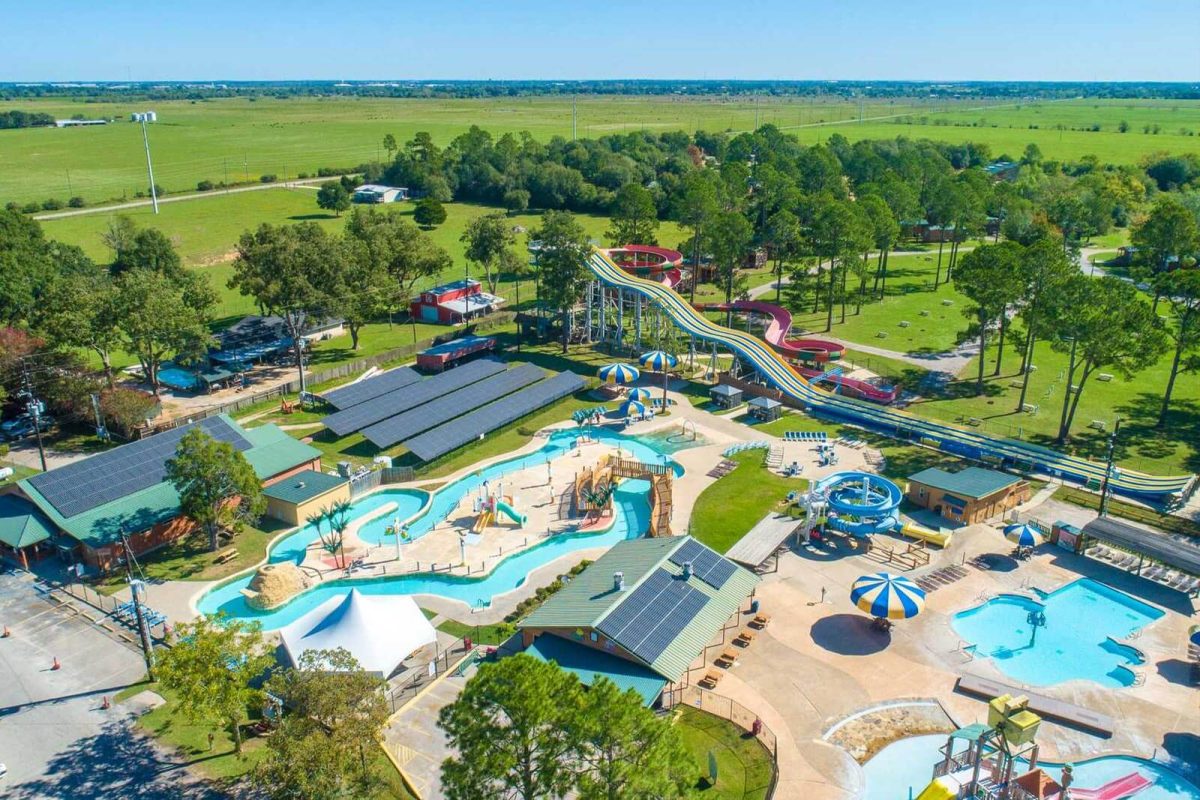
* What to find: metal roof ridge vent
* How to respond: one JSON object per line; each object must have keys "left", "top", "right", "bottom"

{"left": 297, "top": 480, "right": 306, "bottom": 489}
{"left": 681, "top": 561, "right": 693, "bottom": 580}
{"left": 613, "top": 571, "right": 625, "bottom": 592}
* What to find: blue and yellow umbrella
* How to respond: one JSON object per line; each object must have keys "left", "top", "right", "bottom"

{"left": 1004, "top": 523, "right": 1044, "bottom": 548}
{"left": 599, "top": 363, "right": 640, "bottom": 385}
{"left": 1188, "top": 624, "right": 1200, "bottom": 649}
{"left": 850, "top": 572, "right": 926, "bottom": 620}
{"left": 626, "top": 387, "right": 653, "bottom": 402}
{"left": 621, "top": 399, "right": 647, "bottom": 417}
{"left": 639, "top": 350, "right": 678, "bottom": 371}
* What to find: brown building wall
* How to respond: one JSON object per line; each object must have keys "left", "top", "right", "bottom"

{"left": 905, "top": 480, "right": 1031, "bottom": 525}
{"left": 81, "top": 514, "right": 199, "bottom": 572}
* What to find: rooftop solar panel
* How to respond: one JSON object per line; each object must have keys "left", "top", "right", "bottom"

{"left": 361, "top": 364, "right": 545, "bottom": 450}
{"left": 27, "top": 417, "right": 251, "bottom": 519}
{"left": 322, "top": 359, "right": 505, "bottom": 436}
{"left": 403, "top": 372, "right": 585, "bottom": 462}
{"left": 319, "top": 366, "right": 422, "bottom": 410}
{"left": 596, "top": 569, "right": 672, "bottom": 640}
{"left": 627, "top": 588, "right": 707, "bottom": 664}
{"left": 668, "top": 539, "right": 736, "bottom": 589}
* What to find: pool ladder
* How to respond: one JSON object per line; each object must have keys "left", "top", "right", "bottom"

{"left": 955, "top": 640, "right": 975, "bottom": 662}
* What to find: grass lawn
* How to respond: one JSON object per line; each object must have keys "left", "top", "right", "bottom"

{"left": 0, "top": 459, "right": 39, "bottom": 481}
{"left": 675, "top": 706, "right": 774, "bottom": 800}
{"left": 435, "top": 619, "right": 517, "bottom": 646}
{"left": 117, "top": 681, "right": 413, "bottom": 798}
{"left": 1052, "top": 486, "right": 1200, "bottom": 539}
{"left": 689, "top": 450, "right": 807, "bottom": 553}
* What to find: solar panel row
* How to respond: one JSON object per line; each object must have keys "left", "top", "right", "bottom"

{"left": 403, "top": 372, "right": 585, "bottom": 462}
{"left": 320, "top": 366, "right": 421, "bottom": 410}
{"left": 668, "top": 539, "right": 737, "bottom": 589}
{"left": 322, "top": 359, "right": 506, "bottom": 436}
{"left": 596, "top": 568, "right": 705, "bottom": 665}
{"left": 28, "top": 416, "right": 251, "bottom": 519}
{"left": 361, "top": 364, "right": 546, "bottom": 450}
{"left": 627, "top": 589, "right": 707, "bottom": 664}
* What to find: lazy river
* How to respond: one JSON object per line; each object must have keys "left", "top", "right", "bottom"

{"left": 196, "top": 428, "right": 681, "bottom": 629}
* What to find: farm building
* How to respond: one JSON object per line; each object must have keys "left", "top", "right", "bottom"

{"left": 984, "top": 160, "right": 1020, "bottom": 181}
{"left": 416, "top": 335, "right": 497, "bottom": 372}
{"left": 410, "top": 279, "right": 505, "bottom": 324}
{"left": 13, "top": 416, "right": 321, "bottom": 573}
{"left": 353, "top": 184, "right": 408, "bottom": 204}
{"left": 518, "top": 537, "right": 759, "bottom": 706}
{"left": 905, "top": 466, "right": 1031, "bottom": 525}
{"left": 55, "top": 119, "right": 107, "bottom": 127}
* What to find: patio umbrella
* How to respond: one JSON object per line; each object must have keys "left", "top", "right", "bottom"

{"left": 639, "top": 350, "right": 677, "bottom": 407}
{"left": 850, "top": 572, "right": 926, "bottom": 621}
{"left": 1189, "top": 624, "right": 1200, "bottom": 648}
{"left": 598, "top": 363, "right": 640, "bottom": 385}
{"left": 626, "top": 387, "right": 653, "bottom": 402}
{"left": 1004, "top": 523, "right": 1045, "bottom": 549}
{"left": 620, "top": 399, "right": 647, "bottom": 418}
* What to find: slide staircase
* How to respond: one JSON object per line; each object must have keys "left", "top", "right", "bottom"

{"left": 586, "top": 248, "right": 1193, "bottom": 500}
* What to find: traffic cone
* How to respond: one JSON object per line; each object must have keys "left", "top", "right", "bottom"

{"left": 51, "top": 656, "right": 61, "bottom": 671}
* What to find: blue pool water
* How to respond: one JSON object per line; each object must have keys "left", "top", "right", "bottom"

{"left": 863, "top": 734, "right": 1200, "bottom": 800}
{"left": 157, "top": 365, "right": 199, "bottom": 391}
{"left": 196, "top": 427, "right": 678, "bottom": 629}
{"left": 951, "top": 579, "right": 1164, "bottom": 687}
{"left": 626, "top": 425, "right": 710, "bottom": 455}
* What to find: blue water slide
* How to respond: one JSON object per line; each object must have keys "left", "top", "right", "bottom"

{"left": 815, "top": 471, "right": 903, "bottom": 538}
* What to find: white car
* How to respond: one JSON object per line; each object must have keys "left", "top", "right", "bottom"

{"left": 0, "top": 762, "right": 7, "bottom": 778}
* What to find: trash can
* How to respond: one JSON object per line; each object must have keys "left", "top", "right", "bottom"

{"left": 464, "top": 636, "right": 473, "bottom": 651}
{"left": 750, "top": 599, "right": 760, "bottom": 614}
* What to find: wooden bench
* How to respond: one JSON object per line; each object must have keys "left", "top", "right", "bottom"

{"left": 214, "top": 549, "right": 239, "bottom": 565}
{"left": 734, "top": 630, "right": 756, "bottom": 647}
{"left": 955, "top": 674, "right": 1114, "bottom": 736}
{"left": 749, "top": 613, "right": 771, "bottom": 629}
{"left": 715, "top": 648, "right": 738, "bottom": 667}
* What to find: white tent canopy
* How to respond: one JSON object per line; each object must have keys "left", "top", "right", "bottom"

{"left": 279, "top": 588, "right": 437, "bottom": 677}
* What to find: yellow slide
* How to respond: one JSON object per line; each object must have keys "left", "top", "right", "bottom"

{"left": 915, "top": 777, "right": 957, "bottom": 800}
{"left": 900, "top": 522, "right": 953, "bottom": 548}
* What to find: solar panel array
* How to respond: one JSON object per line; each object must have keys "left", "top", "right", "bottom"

{"left": 596, "top": 568, "right": 707, "bottom": 665}
{"left": 322, "top": 359, "right": 505, "bottom": 436}
{"left": 362, "top": 364, "right": 546, "bottom": 449}
{"left": 27, "top": 417, "right": 252, "bottom": 519}
{"left": 320, "top": 366, "right": 422, "bottom": 411}
{"left": 404, "top": 372, "right": 586, "bottom": 462}
{"left": 668, "top": 539, "right": 738, "bottom": 590}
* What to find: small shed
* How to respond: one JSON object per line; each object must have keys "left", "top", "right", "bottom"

{"left": 263, "top": 470, "right": 350, "bottom": 525}
{"left": 710, "top": 384, "right": 743, "bottom": 410}
{"left": 416, "top": 335, "right": 497, "bottom": 372}
{"left": 747, "top": 396, "right": 782, "bottom": 422}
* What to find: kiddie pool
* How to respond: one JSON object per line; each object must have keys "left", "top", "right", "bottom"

{"left": 195, "top": 428, "right": 681, "bottom": 629}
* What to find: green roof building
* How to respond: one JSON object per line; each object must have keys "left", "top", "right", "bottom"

{"left": 15, "top": 415, "right": 321, "bottom": 572}
{"left": 519, "top": 536, "right": 759, "bottom": 704}
{"left": 0, "top": 493, "right": 56, "bottom": 568}
{"left": 906, "top": 466, "right": 1030, "bottom": 525}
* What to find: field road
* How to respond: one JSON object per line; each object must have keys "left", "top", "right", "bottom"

{"left": 32, "top": 175, "right": 334, "bottom": 221}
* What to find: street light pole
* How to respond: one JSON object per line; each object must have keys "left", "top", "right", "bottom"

{"left": 139, "top": 115, "right": 159, "bottom": 214}
{"left": 1097, "top": 417, "right": 1122, "bottom": 518}
{"left": 122, "top": 533, "right": 156, "bottom": 679}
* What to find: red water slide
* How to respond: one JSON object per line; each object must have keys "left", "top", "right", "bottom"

{"left": 1066, "top": 773, "right": 1152, "bottom": 800}
{"left": 703, "top": 300, "right": 898, "bottom": 404}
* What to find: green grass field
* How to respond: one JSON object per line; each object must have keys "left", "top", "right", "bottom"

{"left": 689, "top": 450, "right": 807, "bottom": 553}
{"left": 675, "top": 706, "right": 773, "bottom": 800}
{"left": 5, "top": 96, "right": 1197, "bottom": 205}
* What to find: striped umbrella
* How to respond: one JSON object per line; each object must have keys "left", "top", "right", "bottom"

{"left": 621, "top": 399, "right": 647, "bottom": 417}
{"left": 626, "top": 387, "right": 653, "bottom": 402}
{"left": 599, "top": 363, "right": 640, "bottom": 385}
{"left": 1004, "top": 523, "right": 1045, "bottom": 548}
{"left": 1189, "top": 624, "right": 1200, "bottom": 648}
{"left": 850, "top": 572, "right": 926, "bottom": 620}
{"left": 639, "top": 350, "right": 678, "bottom": 371}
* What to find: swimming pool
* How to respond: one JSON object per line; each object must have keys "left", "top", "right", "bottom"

{"left": 157, "top": 365, "right": 200, "bottom": 392}
{"left": 862, "top": 734, "right": 1200, "bottom": 800}
{"left": 627, "top": 425, "right": 710, "bottom": 454}
{"left": 196, "top": 427, "right": 679, "bottom": 628}
{"left": 951, "top": 579, "right": 1164, "bottom": 688}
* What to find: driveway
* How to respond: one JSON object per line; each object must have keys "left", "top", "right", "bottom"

{"left": 0, "top": 570, "right": 222, "bottom": 799}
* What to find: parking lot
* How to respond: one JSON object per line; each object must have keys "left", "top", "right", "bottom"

{"left": 0, "top": 570, "right": 221, "bottom": 799}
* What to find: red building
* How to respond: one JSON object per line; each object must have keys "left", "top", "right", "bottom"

{"left": 410, "top": 279, "right": 505, "bottom": 325}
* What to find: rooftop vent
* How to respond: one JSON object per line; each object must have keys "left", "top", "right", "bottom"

{"left": 682, "top": 561, "right": 693, "bottom": 580}
{"left": 613, "top": 571, "right": 625, "bottom": 592}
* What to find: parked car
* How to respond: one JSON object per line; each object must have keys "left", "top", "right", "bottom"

{"left": 0, "top": 414, "right": 54, "bottom": 441}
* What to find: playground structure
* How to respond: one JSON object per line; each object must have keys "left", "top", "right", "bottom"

{"left": 583, "top": 247, "right": 1195, "bottom": 501}
{"left": 574, "top": 454, "right": 674, "bottom": 537}
{"left": 792, "top": 471, "right": 948, "bottom": 548}
{"left": 914, "top": 695, "right": 1152, "bottom": 800}
{"left": 472, "top": 481, "right": 526, "bottom": 532}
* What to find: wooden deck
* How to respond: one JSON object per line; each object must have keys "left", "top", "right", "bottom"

{"left": 954, "top": 674, "right": 1114, "bottom": 737}
{"left": 724, "top": 513, "right": 800, "bottom": 569}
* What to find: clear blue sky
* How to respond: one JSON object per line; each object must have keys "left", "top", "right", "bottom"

{"left": 6, "top": 1, "right": 1199, "bottom": 83}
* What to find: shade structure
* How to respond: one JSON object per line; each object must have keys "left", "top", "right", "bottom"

{"left": 626, "top": 387, "right": 653, "bottom": 402}
{"left": 599, "top": 363, "right": 640, "bottom": 385}
{"left": 279, "top": 589, "right": 437, "bottom": 677}
{"left": 850, "top": 572, "right": 926, "bottom": 620}
{"left": 621, "top": 399, "right": 647, "bottom": 417}
{"left": 639, "top": 350, "right": 678, "bottom": 371}
{"left": 1189, "top": 624, "right": 1200, "bottom": 648}
{"left": 1004, "top": 523, "right": 1045, "bottom": 548}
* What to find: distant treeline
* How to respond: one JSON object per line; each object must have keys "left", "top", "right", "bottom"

{"left": 2, "top": 79, "right": 1199, "bottom": 103}
{"left": 0, "top": 109, "right": 56, "bottom": 129}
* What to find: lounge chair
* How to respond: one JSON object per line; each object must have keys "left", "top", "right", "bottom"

{"left": 1170, "top": 572, "right": 1191, "bottom": 590}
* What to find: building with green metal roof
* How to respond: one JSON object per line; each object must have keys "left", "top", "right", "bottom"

{"left": 14, "top": 415, "right": 321, "bottom": 572}
{"left": 0, "top": 493, "right": 56, "bottom": 568}
{"left": 263, "top": 469, "right": 350, "bottom": 525}
{"left": 906, "top": 466, "right": 1030, "bottom": 525}
{"left": 519, "top": 536, "right": 759, "bottom": 700}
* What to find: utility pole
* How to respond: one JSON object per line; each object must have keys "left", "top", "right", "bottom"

{"left": 139, "top": 115, "right": 159, "bottom": 214}
{"left": 65, "top": 168, "right": 72, "bottom": 196}
{"left": 19, "top": 359, "right": 48, "bottom": 472}
{"left": 223, "top": 157, "right": 229, "bottom": 192}
{"left": 1097, "top": 417, "right": 1122, "bottom": 518}
{"left": 122, "top": 532, "right": 156, "bottom": 679}
{"left": 572, "top": 94, "right": 577, "bottom": 140}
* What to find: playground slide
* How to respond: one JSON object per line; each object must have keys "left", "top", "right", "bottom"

{"left": 586, "top": 248, "right": 1194, "bottom": 499}
{"left": 472, "top": 510, "right": 493, "bottom": 532}
{"left": 815, "top": 471, "right": 903, "bottom": 538}
{"left": 1068, "top": 773, "right": 1153, "bottom": 800}
{"left": 914, "top": 778, "right": 957, "bottom": 800}
{"left": 899, "top": 522, "right": 953, "bottom": 548}
{"left": 495, "top": 500, "right": 527, "bottom": 527}
{"left": 702, "top": 301, "right": 896, "bottom": 404}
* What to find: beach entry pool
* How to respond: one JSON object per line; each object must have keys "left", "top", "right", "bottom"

{"left": 862, "top": 734, "right": 1200, "bottom": 800}
{"left": 951, "top": 579, "right": 1164, "bottom": 688}
{"left": 196, "top": 428, "right": 678, "bottom": 629}
{"left": 627, "top": 424, "right": 710, "bottom": 454}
